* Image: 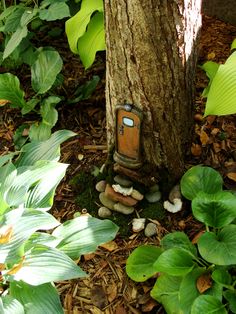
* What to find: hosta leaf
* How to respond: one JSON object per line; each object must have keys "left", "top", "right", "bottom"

{"left": 192, "top": 191, "right": 236, "bottom": 227}
{"left": 200, "top": 61, "right": 220, "bottom": 97}
{"left": 77, "top": 12, "right": 105, "bottom": 69}
{"left": 40, "top": 96, "right": 60, "bottom": 126}
{"left": 0, "top": 295, "right": 24, "bottom": 314}
{"left": 231, "top": 39, "right": 236, "bottom": 50}
{"left": 153, "top": 248, "right": 194, "bottom": 276}
{"left": 65, "top": 0, "right": 103, "bottom": 54}
{"left": 3, "top": 26, "right": 28, "bottom": 60}
{"left": 0, "top": 73, "right": 26, "bottom": 108}
{"left": 161, "top": 231, "right": 197, "bottom": 256}
{"left": 0, "top": 153, "right": 15, "bottom": 168}
{"left": 53, "top": 216, "right": 119, "bottom": 259}
{"left": 180, "top": 166, "right": 223, "bottom": 200}
{"left": 224, "top": 290, "right": 236, "bottom": 313}
{"left": 10, "top": 281, "right": 63, "bottom": 314}
{"left": 39, "top": 2, "right": 70, "bottom": 21}
{"left": 191, "top": 295, "right": 227, "bottom": 314}
{"left": 151, "top": 273, "right": 182, "bottom": 314}
{"left": 126, "top": 245, "right": 162, "bottom": 282}
{"left": 31, "top": 48, "right": 63, "bottom": 94}
{"left": 3, "top": 7, "right": 25, "bottom": 32}
{"left": 198, "top": 225, "right": 236, "bottom": 265}
{"left": 16, "top": 130, "right": 76, "bottom": 167}
{"left": 29, "top": 122, "right": 52, "bottom": 142}
{"left": 10, "top": 245, "right": 87, "bottom": 285}
{"left": 212, "top": 269, "right": 232, "bottom": 286}
{"left": 20, "top": 8, "right": 38, "bottom": 27}
{"left": 204, "top": 51, "right": 236, "bottom": 116}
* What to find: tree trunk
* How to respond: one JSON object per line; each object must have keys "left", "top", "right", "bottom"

{"left": 105, "top": 0, "right": 202, "bottom": 184}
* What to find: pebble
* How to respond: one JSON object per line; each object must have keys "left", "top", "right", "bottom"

{"left": 98, "top": 207, "right": 112, "bottom": 218}
{"left": 114, "top": 175, "right": 133, "bottom": 187}
{"left": 113, "top": 202, "right": 134, "bottom": 215}
{"left": 169, "top": 184, "right": 181, "bottom": 202}
{"left": 164, "top": 198, "right": 182, "bottom": 213}
{"left": 105, "top": 184, "right": 138, "bottom": 207}
{"left": 145, "top": 190, "right": 161, "bottom": 203}
{"left": 149, "top": 184, "right": 160, "bottom": 193}
{"left": 132, "top": 218, "right": 146, "bottom": 232}
{"left": 112, "top": 184, "right": 133, "bottom": 196}
{"left": 99, "top": 192, "right": 116, "bottom": 210}
{"left": 131, "top": 189, "right": 144, "bottom": 201}
{"left": 95, "top": 180, "right": 107, "bottom": 192}
{"left": 144, "top": 223, "right": 157, "bottom": 237}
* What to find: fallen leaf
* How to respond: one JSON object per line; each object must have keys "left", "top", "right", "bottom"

{"left": 197, "top": 273, "right": 212, "bottom": 293}
{"left": 207, "top": 52, "right": 216, "bottom": 60}
{"left": 0, "top": 99, "right": 10, "bottom": 106}
{"left": 211, "top": 128, "right": 220, "bottom": 136}
{"left": 191, "top": 143, "right": 202, "bottom": 156}
{"left": 227, "top": 172, "right": 236, "bottom": 182}
{"left": 83, "top": 253, "right": 95, "bottom": 261}
{"left": 200, "top": 130, "right": 209, "bottom": 146}
{"left": 191, "top": 230, "right": 205, "bottom": 244}
{"left": 90, "top": 286, "right": 107, "bottom": 309}
{"left": 100, "top": 240, "right": 118, "bottom": 252}
{"left": 115, "top": 305, "right": 127, "bottom": 314}
{"left": 106, "top": 281, "right": 117, "bottom": 302}
{"left": 0, "top": 225, "right": 13, "bottom": 244}
{"left": 213, "top": 142, "right": 221, "bottom": 153}
{"left": 142, "top": 299, "right": 158, "bottom": 312}
{"left": 206, "top": 115, "right": 216, "bottom": 125}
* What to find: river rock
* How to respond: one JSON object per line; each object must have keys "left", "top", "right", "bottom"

{"left": 114, "top": 175, "right": 133, "bottom": 187}
{"left": 131, "top": 189, "right": 144, "bottom": 201}
{"left": 144, "top": 223, "right": 157, "bottom": 237}
{"left": 95, "top": 180, "right": 106, "bottom": 192}
{"left": 145, "top": 190, "right": 161, "bottom": 203}
{"left": 98, "top": 207, "right": 112, "bottom": 218}
{"left": 105, "top": 184, "right": 138, "bottom": 207}
{"left": 99, "top": 192, "right": 116, "bottom": 210}
{"left": 149, "top": 184, "right": 160, "bottom": 193}
{"left": 132, "top": 218, "right": 146, "bottom": 232}
{"left": 113, "top": 203, "right": 134, "bottom": 215}
{"left": 169, "top": 184, "right": 181, "bottom": 202}
{"left": 112, "top": 184, "right": 133, "bottom": 196}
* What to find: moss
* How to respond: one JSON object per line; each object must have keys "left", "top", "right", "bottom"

{"left": 138, "top": 199, "right": 165, "bottom": 220}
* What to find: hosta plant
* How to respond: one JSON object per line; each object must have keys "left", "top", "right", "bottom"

{"left": 0, "top": 130, "right": 119, "bottom": 313}
{"left": 126, "top": 166, "right": 236, "bottom": 314}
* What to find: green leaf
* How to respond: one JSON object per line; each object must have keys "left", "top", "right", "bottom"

{"left": 3, "top": 7, "right": 25, "bottom": 32}
{"left": 204, "top": 51, "right": 236, "bottom": 116}
{"left": 191, "top": 295, "right": 227, "bottom": 314}
{"left": 65, "top": 0, "right": 104, "bottom": 54}
{"left": 40, "top": 96, "right": 60, "bottom": 126}
{"left": 16, "top": 130, "right": 76, "bottom": 167}
{"left": 198, "top": 225, "right": 236, "bottom": 265}
{"left": 231, "top": 39, "right": 236, "bottom": 50}
{"left": 161, "top": 231, "right": 197, "bottom": 256}
{"left": 0, "top": 73, "right": 26, "bottom": 108}
{"left": 192, "top": 191, "right": 236, "bottom": 227}
{"left": 20, "top": 8, "right": 38, "bottom": 27}
{"left": 29, "top": 122, "right": 52, "bottom": 142}
{"left": 151, "top": 273, "right": 182, "bottom": 314}
{"left": 224, "top": 290, "right": 236, "bottom": 313}
{"left": 69, "top": 75, "right": 100, "bottom": 104}
{"left": 0, "top": 153, "right": 16, "bottom": 168}
{"left": 0, "top": 295, "right": 24, "bottom": 314}
{"left": 179, "top": 267, "right": 205, "bottom": 314}
{"left": 39, "top": 2, "right": 70, "bottom": 21}
{"left": 21, "top": 98, "right": 39, "bottom": 115}
{"left": 53, "top": 216, "right": 119, "bottom": 259}
{"left": 77, "top": 12, "right": 105, "bottom": 69}
{"left": 200, "top": 61, "right": 220, "bottom": 97}
{"left": 180, "top": 166, "right": 223, "bottom": 200}
{"left": 153, "top": 248, "right": 194, "bottom": 276}
{"left": 212, "top": 269, "right": 232, "bottom": 287}
{"left": 13, "top": 124, "right": 29, "bottom": 150}
{"left": 31, "top": 48, "right": 63, "bottom": 94}
{"left": 3, "top": 26, "right": 28, "bottom": 60}
{"left": 10, "top": 245, "right": 87, "bottom": 285}
{"left": 126, "top": 245, "right": 162, "bottom": 282}
{"left": 10, "top": 281, "right": 64, "bottom": 314}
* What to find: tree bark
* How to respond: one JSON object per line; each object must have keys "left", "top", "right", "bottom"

{"left": 105, "top": 0, "right": 202, "bottom": 183}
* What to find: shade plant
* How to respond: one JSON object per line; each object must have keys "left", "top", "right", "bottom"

{"left": 0, "top": 130, "right": 119, "bottom": 313}
{"left": 126, "top": 166, "right": 236, "bottom": 314}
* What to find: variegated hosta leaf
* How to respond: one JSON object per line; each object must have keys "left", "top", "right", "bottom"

{"left": 0, "top": 295, "right": 24, "bottom": 314}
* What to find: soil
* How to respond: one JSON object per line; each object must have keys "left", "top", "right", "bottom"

{"left": 0, "top": 14, "right": 236, "bottom": 314}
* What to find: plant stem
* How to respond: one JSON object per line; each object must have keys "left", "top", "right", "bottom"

{"left": 1, "top": 0, "right": 6, "bottom": 11}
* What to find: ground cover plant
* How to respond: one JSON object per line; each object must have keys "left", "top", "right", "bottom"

{"left": 126, "top": 166, "right": 236, "bottom": 314}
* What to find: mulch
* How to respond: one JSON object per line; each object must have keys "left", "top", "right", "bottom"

{"left": 0, "top": 14, "right": 236, "bottom": 314}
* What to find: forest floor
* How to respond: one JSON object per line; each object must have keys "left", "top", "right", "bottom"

{"left": 0, "top": 15, "right": 236, "bottom": 314}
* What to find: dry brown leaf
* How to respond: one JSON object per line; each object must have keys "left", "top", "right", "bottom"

{"left": 90, "top": 286, "right": 107, "bottom": 309}
{"left": 211, "top": 128, "right": 220, "bottom": 136}
{"left": 0, "top": 99, "right": 10, "bottom": 106}
{"left": 191, "top": 143, "right": 202, "bottom": 156}
{"left": 100, "top": 240, "right": 118, "bottom": 252}
{"left": 142, "top": 299, "right": 158, "bottom": 312}
{"left": 0, "top": 225, "right": 13, "bottom": 244}
{"left": 213, "top": 142, "right": 221, "bottom": 153}
{"left": 207, "top": 52, "right": 216, "bottom": 60}
{"left": 83, "top": 253, "right": 95, "bottom": 261}
{"left": 107, "top": 282, "right": 117, "bottom": 303}
{"left": 197, "top": 273, "right": 212, "bottom": 293}
{"left": 206, "top": 115, "right": 216, "bottom": 125}
{"left": 227, "top": 172, "right": 236, "bottom": 182}
{"left": 200, "top": 130, "right": 209, "bottom": 146}
{"left": 191, "top": 230, "right": 205, "bottom": 244}
{"left": 115, "top": 305, "right": 127, "bottom": 314}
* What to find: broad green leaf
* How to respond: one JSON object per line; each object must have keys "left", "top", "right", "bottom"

{"left": 77, "top": 12, "right": 105, "bottom": 69}
{"left": 153, "top": 248, "right": 194, "bottom": 276}
{"left": 69, "top": 75, "right": 100, "bottom": 104}
{"left": 204, "top": 52, "right": 236, "bottom": 116}
{"left": 20, "top": 8, "right": 38, "bottom": 27}
{"left": 10, "top": 245, "right": 87, "bottom": 285}
{"left": 31, "top": 48, "right": 63, "bottom": 94}
{"left": 65, "top": 0, "right": 103, "bottom": 54}
{"left": 212, "top": 269, "right": 232, "bottom": 287}
{"left": 0, "top": 6, "right": 18, "bottom": 22}
{"left": 13, "top": 124, "right": 29, "bottom": 150}
{"left": 179, "top": 267, "right": 205, "bottom": 314}
{"left": 0, "top": 208, "right": 59, "bottom": 263}
{"left": 21, "top": 98, "right": 39, "bottom": 115}
{"left": 151, "top": 273, "right": 182, "bottom": 314}
{"left": 126, "top": 245, "right": 162, "bottom": 282}
{"left": 3, "top": 7, "right": 25, "bottom": 32}
{"left": 39, "top": 2, "right": 70, "bottom": 21}
{"left": 29, "top": 122, "right": 52, "bottom": 142}
{"left": 10, "top": 281, "right": 64, "bottom": 314}
{"left": 192, "top": 191, "right": 236, "bottom": 227}
{"left": 200, "top": 61, "right": 220, "bottom": 97}
{"left": 224, "top": 290, "right": 236, "bottom": 313}
{"left": 198, "top": 225, "right": 236, "bottom": 265}
{"left": 0, "top": 295, "right": 24, "bottom": 314}
{"left": 16, "top": 130, "right": 76, "bottom": 167}
{"left": 53, "top": 216, "right": 119, "bottom": 259}
{"left": 26, "top": 232, "right": 60, "bottom": 249}
{"left": 180, "top": 166, "right": 223, "bottom": 200}
{"left": 41, "top": 96, "right": 60, "bottom": 126}
{"left": 0, "top": 153, "right": 16, "bottom": 168}
{"left": 3, "top": 26, "right": 28, "bottom": 60}
{"left": 191, "top": 295, "right": 227, "bottom": 314}
{"left": 161, "top": 231, "right": 197, "bottom": 256}
{"left": 231, "top": 39, "right": 236, "bottom": 50}
{"left": 0, "top": 73, "right": 26, "bottom": 108}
